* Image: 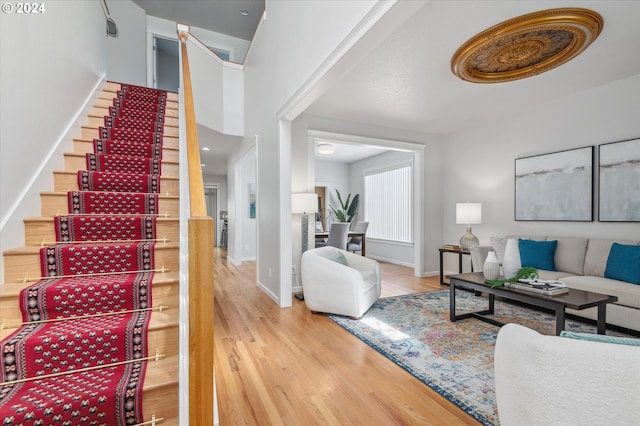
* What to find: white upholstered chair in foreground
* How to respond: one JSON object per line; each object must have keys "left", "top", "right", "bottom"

{"left": 301, "top": 246, "right": 381, "bottom": 318}
{"left": 494, "top": 323, "right": 640, "bottom": 426}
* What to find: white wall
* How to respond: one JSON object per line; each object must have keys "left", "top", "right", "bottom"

{"left": 0, "top": 0, "right": 106, "bottom": 280}
{"left": 107, "top": 0, "right": 146, "bottom": 85}
{"left": 442, "top": 74, "right": 640, "bottom": 274}
{"left": 241, "top": 0, "right": 385, "bottom": 306}
{"left": 190, "top": 27, "right": 251, "bottom": 63}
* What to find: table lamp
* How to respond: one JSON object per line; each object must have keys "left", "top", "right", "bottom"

{"left": 456, "top": 202, "right": 481, "bottom": 250}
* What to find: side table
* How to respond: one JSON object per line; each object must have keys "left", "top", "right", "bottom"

{"left": 439, "top": 246, "right": 471, "bottom": 285}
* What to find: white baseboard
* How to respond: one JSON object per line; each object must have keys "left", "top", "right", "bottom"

{"left": 257, "top": 280, "right": 279, "bottom": 305}
{"left": 366, "top": 254, "right": 414, "bottom": 269}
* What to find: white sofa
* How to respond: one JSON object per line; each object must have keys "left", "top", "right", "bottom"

{"left": 301, "top": 246, "right": 381, "bottom": 318}
{"left": 494, "top": 323, "right": 640, "bottom": 426}
{"left": 471, "top": 237, "right": 640, "bottom": 331}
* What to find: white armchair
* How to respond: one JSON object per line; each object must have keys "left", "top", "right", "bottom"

{"left": 494, "top": 323, "right": 640, "bottom": 426}
{"left": 301, "top": 246, "right": 381, "bottom": 318}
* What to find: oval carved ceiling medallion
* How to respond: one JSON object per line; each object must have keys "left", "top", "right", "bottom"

{"left": 451, "top": 8, "right": 603, "bottom": 83}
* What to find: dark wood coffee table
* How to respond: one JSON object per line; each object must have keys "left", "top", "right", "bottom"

{"left": 449, "top": 272, "right": 618, "bottom": 335}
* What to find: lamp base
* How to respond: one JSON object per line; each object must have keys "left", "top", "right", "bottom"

{"left": 459, "top": 225, "right": 479, "bottom": 250}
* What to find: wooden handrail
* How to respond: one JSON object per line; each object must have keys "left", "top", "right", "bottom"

{"left": 179, "top": 31, "right": 207, "bottom": 218}
{"left": 178, "top": 29, "right": 215, "bottom": 426}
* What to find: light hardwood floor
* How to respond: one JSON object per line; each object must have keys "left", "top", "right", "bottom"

{"left": 214, "top": 249, "right": 481, "bottom": 425}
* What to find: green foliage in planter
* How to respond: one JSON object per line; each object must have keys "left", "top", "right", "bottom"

{"left": 330, "top": 189, "right": 359, "bottom": 223}
{"left": 485, "top": 267, "right": 539, "bottom": 288}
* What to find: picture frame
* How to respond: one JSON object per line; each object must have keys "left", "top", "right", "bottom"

{"left": 598, "top": 138, "right": 640, "bottom": 222}
{"left": 515, "top": 146, "right": 593, "bottom": 221}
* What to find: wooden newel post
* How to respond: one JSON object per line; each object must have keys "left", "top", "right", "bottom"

{"left": 188, "top": 216, "right": 215, "bottom": 425}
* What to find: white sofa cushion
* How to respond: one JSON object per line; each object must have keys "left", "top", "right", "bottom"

{"left": 562, "top": 275, "right": 640, "bottom": 310}
{"left": 554, "top": 237, "right": 589, "bottom": 275}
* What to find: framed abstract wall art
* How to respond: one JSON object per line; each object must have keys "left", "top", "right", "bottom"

{"left": 515, "top": 146, "right": 594, "bottom": 221}
{"left": 598, "top": 138, "right": 640, "bottom": 222}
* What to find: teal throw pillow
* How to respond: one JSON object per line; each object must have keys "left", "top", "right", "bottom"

{"left": 604, "top": 243, "right": 640, "bottom": 285}
{"left": 518, "top": 239, "right": 557, "bottom": 271}
{"left": 326, "top": 251, "right": 348, "bottom": 266}
{"left": 560, "top": 331, "right": 640, "bottom": 347}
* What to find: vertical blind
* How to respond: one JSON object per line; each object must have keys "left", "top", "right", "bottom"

{"left": 364, "top": 163, "right": 413, "bottom": 243}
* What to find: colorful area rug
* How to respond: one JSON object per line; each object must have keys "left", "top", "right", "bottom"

{"left": 329, "top": 290, "right": 632, "bottom": 426}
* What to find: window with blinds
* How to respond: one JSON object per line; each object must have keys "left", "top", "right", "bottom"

{"left": 364, "top": 163, "right": 413, "bottom": 243}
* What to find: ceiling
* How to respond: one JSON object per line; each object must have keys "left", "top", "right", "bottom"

{"left": 306, "top": 1, "right": 640, "bottom": 136}
{"left": 135, "top": 1, "right": 640, "bottom": 172}
{"left": 131, "top": 0, "right": 264, "bottom": 41}
{"left": 315, "top": 143, "right": 390, "bottom": 164}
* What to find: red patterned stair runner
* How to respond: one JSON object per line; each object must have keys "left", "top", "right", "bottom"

{"left": 0, "top": 83, "right": 169, "bottom": 424}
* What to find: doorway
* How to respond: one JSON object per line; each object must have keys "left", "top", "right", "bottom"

{"left": 314, "top": 186, "right": 327, "bottom": 231}
{"left": 204, "top": 186, "right": 218, "bottom": 247}
{"left": 153, "top": 36, "right": 179, "bottom": 92}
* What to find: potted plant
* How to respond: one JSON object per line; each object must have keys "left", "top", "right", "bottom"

{"left": 330, "top": 189, "right": 359, "bottom": 224}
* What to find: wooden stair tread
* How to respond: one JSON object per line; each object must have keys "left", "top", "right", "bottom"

{"left": 3, "top": 242, "right": 179, "bottom": 255}
{"left": 87, "top": 113, "right": 179, "bottom": 129}
{"left": 80, "top": 124, "right": 178, "bottom": 135}
{"left": 2, "top": 80, "right": 181, "bottom": 422}
{"left": 40, "top": 190, "right": 180, "bottom": 200}
{"left": 63, "top": 151, "right": 179, "bottom": 166}
{"left": 54, "top": 169, "right": 179, "bottom": 180}
{"left": 23, "top": 216, "right": 179, "bottom": 223}
{"left": 1, "top": 271, "right": 179, "bottom": 294}
{"left": 97, "top": 95, "right": 178, "bottom": 110}
{"left": 73, "top": 137, "right": 180, "bottom": 152}
{"left": 144, "top": 354, "right": 179, "bottom": 389}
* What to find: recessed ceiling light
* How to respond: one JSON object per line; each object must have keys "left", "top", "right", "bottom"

{"left": 316, "top": 143, "right": 335, "bottom": 155}
{"left": 240, "top": 9, "right": 249, "bottom": 16}
{"left": 202, "top": 147, "right": 210, "bottom": 151}
{"left": 201, "top": 164, "right": 206, "bottom": 167}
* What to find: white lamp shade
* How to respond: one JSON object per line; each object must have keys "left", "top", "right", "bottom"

{"left": 456, "top": 202, "right": 482, "bottom": 224}
{"left": 292, "top": 193, "right": 318, "bottom": 214}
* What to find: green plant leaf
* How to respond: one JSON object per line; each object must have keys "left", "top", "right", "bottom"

{"left": 485, "top": 267, "right": 539, "bottom": 288}
{"left": 347, "top": 193, "right": 359, "bottom": 218}
{"left": 331, "top": 189, "right": 359, "bottom": 222}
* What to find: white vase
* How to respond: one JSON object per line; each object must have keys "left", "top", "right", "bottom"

{"left": 502, "top": 238, "right": 522, "bottom": 279}
{"left": 483, "top": 251, "right": 501, "bottom": 280}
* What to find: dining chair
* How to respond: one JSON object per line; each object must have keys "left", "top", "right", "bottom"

{"left": 320, "top": 222, "right": 350, "bottom": 250}
{"left": 347, "top": 221, "right": 369, "bottom": 254}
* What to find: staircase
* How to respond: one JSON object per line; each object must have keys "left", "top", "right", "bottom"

{"left": 1, "top": 82, "right": 180, "bottom": 425}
